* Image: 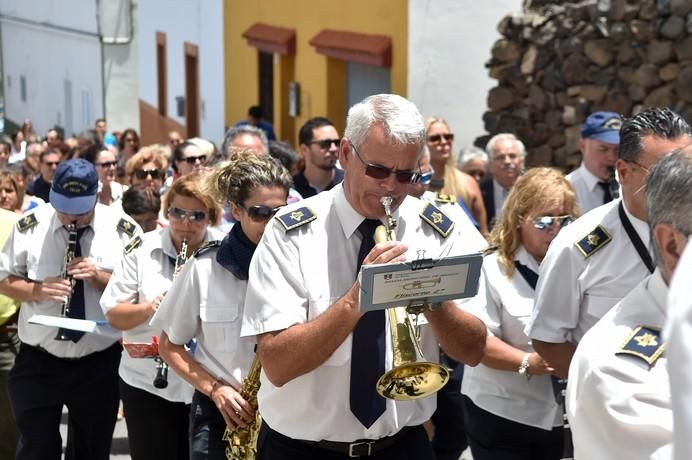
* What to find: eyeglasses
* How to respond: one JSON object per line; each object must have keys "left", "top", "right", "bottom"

{"left": 96, "top": 161, "right": 117, "bottom": 168}
{"left": 350, "top": 142, "right": 419, "bottom": 184}
{"left": 309, "top": 138, "right": 341, "bottom": 149}
{"left": 532, "top": 215, "right": 574, "bottom": 230}
{"left": 168, "top": 207, "right": 207, "bottom": 222}
{"left": 44, "top": 161, "right": 60, "bottom": 167}
{"left": 418, "top": 169, "right": 434, "bottom": 185}
{"left": 427, "top": 133, "right": 454, "bottom": 143}
{"left": 181, "top": 155, "right": 207, "bottom": 165}
{"left": 134, "top": 169, "right": 163, "bottom": 180}
{"left": 240, "top": 204, "right": 286, "bottom": 221}
{"left": 627, "top": 159, "right": 651, "bottom": 175}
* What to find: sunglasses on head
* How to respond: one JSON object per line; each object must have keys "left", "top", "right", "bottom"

{"left": 310, "top": 138, "right": 341, "bottom": 149}
{"left": 134, "top": 169, "right": 163, "bottom": 180}
{"left": 168, "top": 207, "right": 207, "bottom": 222}
{"left": 427, "top": 133, "right": 454, "bottom": 143}
{"left": 532, "top": 215, "right": 574, "bottom": 230}
{"left": 350, "top": 142, "right": 419, "bottom": 184}
{"left": 182, "top": 155, "right": 207, "bottom": 165}
{"left": 96, "top": 160, "right": 118, "bottom": 168}
{"left": 241, "top": 204, "right": 286, "bottom": 221}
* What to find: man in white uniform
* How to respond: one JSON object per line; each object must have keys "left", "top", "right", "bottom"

{"left": 241, "top": 94, "right": 487, "bottom": 459}
{"left": 567, "top": 147, "right": 692, "bottom": 459}
{"left": 527, "top": 107, "right": 692, "bottom": 378}
{"left": 664, "top": 240, "right": 692, "bottom": 460}
{"left": 566, "top": 111, "right": 621, "bottom": 213}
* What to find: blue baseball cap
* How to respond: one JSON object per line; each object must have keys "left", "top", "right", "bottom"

{"left": 581, "top": 111, "right": 622, "bottom": 144}
{"left": 50, "top": 159, "right": 99, "bottom": 215}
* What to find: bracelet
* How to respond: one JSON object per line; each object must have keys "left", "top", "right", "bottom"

{"left": 209, "top": 379, "right": 223, "bottom": 398}
{"left": 518, "top": 353, "right": 531, "bottom": 379}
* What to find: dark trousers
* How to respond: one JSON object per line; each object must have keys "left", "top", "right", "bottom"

{"left": 257, "top": 423, "right": 434, "bottom": 460}
{"left": 8, "top": 342, "right": 121, "bottom": 460}
{"left": 189, "top": 390, "right": 228, "bottom": 460}
{"left": 0, "top": 331, "right": 19, "bottom": 460}
{"left": 431, "top": 357, "right": 467, "bottom": 460}
{"left": 462, "top": 395, "right": 564, "bottom": 460}
{"left": 119, "top": 378, "right": 190, "bottom": 460}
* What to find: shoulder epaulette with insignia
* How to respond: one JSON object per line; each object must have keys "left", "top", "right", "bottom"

{"left": 16, "top": 213, "right": 38, "bottom": 233}
{"left": 275, "top": 207, "right": 317, "bottom": 232}
{"left": 574, "top": 225, "right": 612, "bottom": 257}
{"left": 124, "top": 235, "right": 143, "bottom": 255}
{"left": 616, "top": 325, "right": 665, "bottom": 367}
{"left": 420, "top": 202, "right": 454, "bottom": 238}
{"left": 117, "top": 218, "right": 137, "bottom": 237}
{"left": 435, "top": 193, "right": 456, "bottom": 204}
{"left": 193, "top": 240, "right": 221, "bottom": 258}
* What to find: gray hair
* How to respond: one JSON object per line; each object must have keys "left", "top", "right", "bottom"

{"left": 485, "top": 133, "right": 526, "bottom": 158}
{"left": 457, "top": 146, "right": 488, "bottom": 170}
{"left": 646, "top": 147, "right": 692, "bottom": 268}
{"left": 221, "top": 125, "right": 269, "bottom": 156}
{"left": 344, "top": 94, "right": 425, "bottom": 152}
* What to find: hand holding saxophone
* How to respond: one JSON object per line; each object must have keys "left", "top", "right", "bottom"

{"left": 210, "top": 381, "right": 255, "bottom": 430}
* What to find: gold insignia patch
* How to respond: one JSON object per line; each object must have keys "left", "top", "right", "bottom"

{"left": 117, "top": 218, "right": 137, "bottom": 237}
{"left": 124, "top": 235, "right": 143, "bottom": 255}
{"left": 16, "top": 213, "right": 39, "bottom": 233}
{"left": 616, "top": 326, "right": 665, "bottom": 367}
{"left": 193, "top": 240, "right": 221, "bottom": 258}
{"left": 435, "top": 193, "right": 456, "bottom": 204}
{"left": 574, "top": 225, "right": 612, "bottom": 257}
{"left": 420, "top": 202, "right": 454, "bottom": 238}
{"left": 276, "top": 207, "right": 317, "bottom": 232}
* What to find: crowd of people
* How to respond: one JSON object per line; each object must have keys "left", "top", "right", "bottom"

{"left": 0, "top": 94, "right": 689, "bottom": 460}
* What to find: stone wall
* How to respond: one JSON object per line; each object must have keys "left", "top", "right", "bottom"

{"left": 478, "top": 0, "right": 692, "bottom": 170}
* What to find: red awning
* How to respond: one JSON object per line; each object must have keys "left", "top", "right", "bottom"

{"left": 309, "top": 29, "right": 392, "bottom": 68}
{"left": 242, "top": 23, "right": 296, "bottom": 55}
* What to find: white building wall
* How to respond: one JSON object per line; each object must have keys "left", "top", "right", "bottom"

{"left": 0, "top": 17, "right": 102, "bottom": 137}
{"left": 138, "top": 0, "right": 224, "bottom": 144}
{"left": 408, "top": 0, "right": 523, "bottom": 150}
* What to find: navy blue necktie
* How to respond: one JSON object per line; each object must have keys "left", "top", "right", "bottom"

{"left": 513, "top": 261, "right": 538, "bottom": 290}
{"left": 597, "top": 181, "right": 613, "bottom": 204}
{"left": 349, "top": 219, "right": 386, "bottom": 428}
{"left": 58, "top": 227, "right": 88, "bottom": 342}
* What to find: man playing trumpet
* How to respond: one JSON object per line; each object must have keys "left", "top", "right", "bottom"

{"left": 241, "top": 94, "right": 487, "bottom": 459}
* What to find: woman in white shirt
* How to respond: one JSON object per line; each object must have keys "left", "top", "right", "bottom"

{"left": 151, "top": 152, "right": 292, "bottom": 459}
{"left": 461, "top": 167, "right": 579, "bottom": 460}
{"left": 100, "top": 172, "right": 224, "bottom": 460}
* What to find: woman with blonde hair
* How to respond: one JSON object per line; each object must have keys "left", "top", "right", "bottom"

{"left": 152, "top": 151, "right": 293, "bottom": 458}
{"left": 101, "top": 172, "right": 224, "bottom": 460}
{"left": 461, "top": 167, "right": 579, "bottom": 460}
{"left": 426, "top": 117, "right": 489, "bottom": 235}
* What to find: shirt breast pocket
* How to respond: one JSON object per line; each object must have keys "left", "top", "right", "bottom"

{"left": 583, "top": 294, "right": 620, "bottom": 319}
{"left": 200, "top": 305, "right": 241, "bottom": 352}
{"left": 308, "top": 298, "right": 351, "bottom": 367}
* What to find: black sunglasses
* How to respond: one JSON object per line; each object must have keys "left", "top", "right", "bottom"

{"left": 309, "top": 138, "right": 341, "bottom": 149}
{"left": 96, "top": 160, "right": 118, "bottom": 168}
{"left": 532, "top": 215, "right": 574, "bottom": 230}
{"left": 134, "top": 169, "right": 163, "bottom": 180}
{"left": 427, "top": 133, "right": 454, "bottom": 143}
{"left": 350, "top": 142, "right": 419, "bottom": 184}
{"left": 44, "top": 161, "right": 60, "bottom": 167}
{"left": 168, "top": 207, "right": 207, "bottom": 222}
{"left": 181, "top": 155, "right": 207, "bottom": 165}
{"left": 241, "top": 204, "right": 286, "bottom": 221}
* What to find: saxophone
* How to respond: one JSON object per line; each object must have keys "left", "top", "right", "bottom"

{"left": 224, "top": 354, "right": 262, "bottom": 460}
{"left": 153, "top": 238, "right": 188, "bottom": 389}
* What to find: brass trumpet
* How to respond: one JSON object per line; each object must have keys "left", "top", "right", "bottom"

{"left": 373, "top": 197, "right": 450, "bottom": 400}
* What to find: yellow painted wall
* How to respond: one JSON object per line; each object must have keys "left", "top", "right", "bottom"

{"left": 224, "top": 0, "right": 408, "bottom": 145}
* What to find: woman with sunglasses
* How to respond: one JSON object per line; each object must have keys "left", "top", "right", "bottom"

{"left": 426, "top": 116, "right": 489, "bottom": 236}
{"left": 151, "top": 151, "right": 292, "bottom": 459}
{"left": 460, "top": 167, "right": 579, "bottom": 460}
{"left": 100, "top": 172, "right": 223, "bottom": 460}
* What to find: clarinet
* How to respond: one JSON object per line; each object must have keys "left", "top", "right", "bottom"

{"left": 153, "top": 238, "right": 189, "bottom": 389}
{"left": 54, "top": 223, "right": 78, "bottom": 341}
{"left": 551, "top": 376, "right": 573, "bottom": 460}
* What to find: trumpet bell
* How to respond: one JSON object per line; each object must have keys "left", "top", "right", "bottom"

{"left": 376, "top": 362, "right": 450, "bottom": 400}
